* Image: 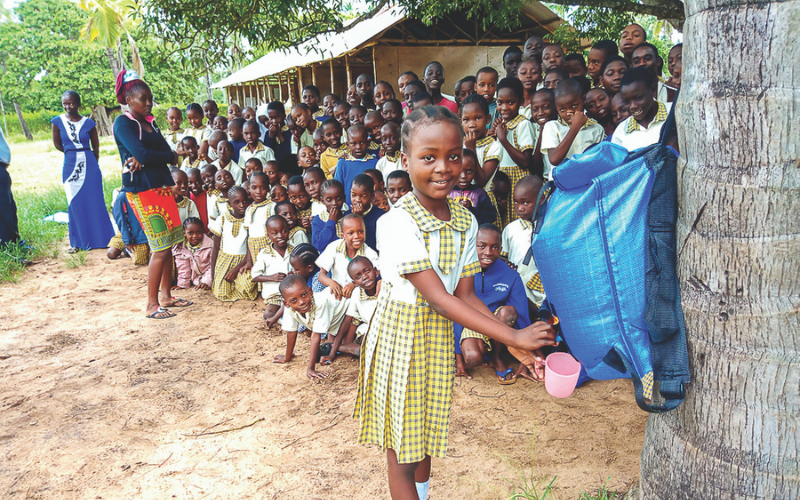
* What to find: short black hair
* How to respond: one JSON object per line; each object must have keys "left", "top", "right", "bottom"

{"left": 250, "top": 171, "right": 268, "bottom": 183}
{"left": 565, "top": 53, "right": 587, "bottom": 69}
{"left": 404, "top": 80, "right": 426, "bottom": 93}
{"left": 382, "top": 98, "right": 402, "bottom": 110}
{"left": 275, "top": 200, "right": 296, "bottom": 214}
{"left": 503, "top": 45, "right": 523, "bottom": 60}
{"left": 287, "top": 175, "right": 305, "bottom": 189}
{"left": 347, "top": 255, "right": 374, "bottom": 274}
{"left": 303, "top": 84, "right": 321, "bottom": 98}
{"left": 515, "top": 175, "right": 543, "bottom": 195}
{"left": 321, "top": 117, "right": 343, "bottom": 133}
{"left": 592, "top": 39, "right": 619, "bottom": 59}
{"left": 461, "top": 93, "right": 490, "bottom": 115}
{"left": 462, "top": 148, "right": 478, "bottom": 166}
{"left": 267, "top": 214, "right": 288, "bottom": 228}
{"left": 497, "top": 77, "right": 524, "bottom": 101}
{"left": 411, "top": 91, "right": 432, "bottom": 104}
{"left": 352, "top": 173, "right": 375, "bottom": 193}
{"left": 279, "top": 273, "right": 308, "bottom": 295}
{"left": 321, "top": 178, "right": 344, "bottom": 195}
{"left": 62, "top": 90, "right": 81, "bottom": 106}
{"left": 476, "top": 66, "right": 499, "bottom": 79}
{"left": 267, "top": 101, "right": 286, "bottom": 116}
{"left": 341, "top": 213, "right": 365, "bottom": 229}
{"left": 600, "top": 55, "right": 628, "bottom": 76}
{"left": 334, "top": 101, "right": 351, "bottom": 112}
{"left": 633, "top": 42, "right": 660, "bottom": 58}
{"left": 186, "top": 103, "right": 203, "bottom": 115}
{"left": 183, "top": 217, "right": 204, "bottom": 231}
{"left": 620, "top": 66, "right": 657, "bottom": 89}
{"left": 477, "top": 222, "right": 501, "bottom": 237}
{"left": 230, "top": 117, "right": 246, "bottom": 129}
{"left": 545, "top": 68, "right": 569, "bottom": 81}
{"left": 290, "top": 243, "right": 319, "bottom": 267}
{"left": 387, "top": 170, "right": 411, "bottom": 184}
{"left": 245, "top": 157, "right": 264, "bottom": 169}
{"left": 228, "top": 185, "right": 247, "bottom": 198}
{"left": 347, "top": 123, "right": 368, "bottom": 138}
{"left": 554, "top": 78, "right": 584, "bottom": 99}
{"left": 400, "top": 71, "right": 419, "bottom": 80}
{"left": 303, "top": 166, "right": 324, "bottom": 179}
{"left": 323, "top": 92, "right": 340, "bottom": 102}
{"left": 181, "top": 135, "right": 198, "bottom": 146}
{"left": 364, "top": 168, "right": 384, "bottom": 184}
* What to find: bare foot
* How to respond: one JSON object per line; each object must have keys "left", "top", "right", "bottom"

{"left": 273, "top": 354, "right": 291, "bottom": 364}
{"left": 338, "top": 343, "right": 361, "bottom": 357}
{"left": 455, "top": 354, "right": 472, "bottom": 379}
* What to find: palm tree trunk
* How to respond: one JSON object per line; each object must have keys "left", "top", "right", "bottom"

{"left": 105, "top": 46, "right": 122, "bottom": 77}
{"left": 639, "top": 0, "right": 799, "bottom": 498}
{"left": 13, "top": 102, "right": 32, "bottom": 141}
{"left": 91, "top": 105, "right": 113, "bottom": 137}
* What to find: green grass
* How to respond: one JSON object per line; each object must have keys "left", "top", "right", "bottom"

{"left": 64, "top": 249, "right": 87, "bottom": 269}
{"left": 578, "top": 479, "right": 619, "bottom": 500}
{"left": 505, "top": 475, "right": 557, "bottom": 499}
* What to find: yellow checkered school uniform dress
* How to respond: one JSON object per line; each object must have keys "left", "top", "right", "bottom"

{"left": 475, "top": 136, "right": 506, "bottom": 228}
{"left": 355, "top": 193, "right": 481, "bottom": 464}
{"left": 209, "top": 211, "right": 258, "bottom": 302}
{"left": 496, "top": 115, "right": 535, "bottom": 225}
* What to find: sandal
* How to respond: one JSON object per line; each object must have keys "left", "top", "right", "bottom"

{"left": 146, "top": 307, "right": 176, "bottom": 319}
{"left": 163, "top": 297, "right": 193, "bottom": 308}
{"left": 496, "top": 367, "right": 517, "bottom": 385}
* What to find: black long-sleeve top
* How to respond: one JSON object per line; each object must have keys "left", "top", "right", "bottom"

{"left": 113, "top": 114, "right": 175, "bottom": 193}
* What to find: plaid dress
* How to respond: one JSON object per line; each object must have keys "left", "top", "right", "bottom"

{"left": 496, "top": 115, "right": 536, "bottom": 225}
{"left": 209, "top": 211, "right": 258, "bottom": 302}
{"left": 355, "top": 193, "right": 480, "bottom": 464}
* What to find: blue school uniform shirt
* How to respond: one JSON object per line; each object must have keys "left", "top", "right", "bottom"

{"left": 112, "top": 191, "right": 148, "bottom": 245}
{"left": 333, "top": 156, "right": 380, "bottom": 205}
{"left": 311, "top": 204, "right": 385, "bottom": 253}
{"left": 262, "top": 129, "right": 293, "bottom": 163}
{"left": 453, "top": 259, "right": 531, "bottom": 353}
{"left": 230, "top": 139, "right": 247, "bottom": 163}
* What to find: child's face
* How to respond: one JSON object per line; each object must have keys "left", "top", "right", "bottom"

{"left": 279, "top": 172, "right": 291, "bottom": 187}
{"left": 213, "top": 116, "right": 228, "bottom": 131}
{"left": 423, "top": 63, "right": 445, "bottom": 92}
{"left": 476, "top": 229, "right": 502, "bottom": 268}
{"left": 373, "top": 83, "right": 393, "bottom": 108}
{"left": 503, "top": 52, "right": 522, "bottom": 77}
{"left": 171, "top": 171, "right": 189, "bottom": 198}
{"left": 243, "top": 123, "right": 260, "bottom": 145}
{"left": 611, "top": 93, "right": 631, "bottom": 126}
{"left": 245, "top": 160, "right": 262, "bottom": 179}
{"left": 184, "top": 222, "right": 205, "bottom": 246}
{"left": 271, "top": 185, "right": 287, "bottom": 203}
{"left": 267, "top": 109, "right": 284, "bottom": 129}
{"left": 565, "top": 59, "right": 587, "bottom": 78}
{"left": 291, "top": 107, "right": 312, "bottom": 130}
{"left": 243, "top": 107, "right": 256, "bottom": 121}
{"left": 517, "top": 61, "right": 542, "bottom": 92}
{"left": 264, "top": 163, "right": 280, "bottom": 186}
{"left": 412, "top": 97, "right": 433, "bottom": 110}
{"left": 555, "top": 92, "right": 585, "bottom": 125}
{"left": 542, "top": 46, "right": 564, "bottom": 71}
{"left": 668, "top": 46, "right": 682, "bottom": 76}
{"left": 215, "top": 170, "right": 234, "bottom": 192}
{"left": 282, "top": 282, "right": 313, "bottom": 314}
{"left": 496, "top": 87, "right": 520, "bottom": 122}
{"left": 349, "top": 259, "right": 378, "bottom": 290}
{"left": 298, "top": 147, "right": 316, "bottom": 168}
{"left": 166, "top": 109, "right": 183, "bottom": 131}
{"left": 356, "top": 75, "right": 373, "bottom": 100}
{"left": 342, "top": 218, "right": 365, "bottom": 250}
{"left": 182, "top": 139, "right": 199, "bottom": 159}
{"left": 186, "top": 109, "right": 204, "bottom": 128}
{"left": 203, "top": 102, "right": 219, "bottom": 123}
{"left": 523, "top": 36, "right": 545, "bottom": 61}
{"left": 372, "top": 191, "right": 390, "bottom": 212}
{"left": 321, "top": 186, "right": 345, "bottom": 212}
{"left": 619, "top": 81, "right": 656, "bottom": 123}
{"left": 602, "top": 61, "right": 628, "bottom": 94}
{"left": 671, "top": 60, "right": 682, "bottom": 88}
{"left": 228, "top": 191, "right": 247, "bottom": 217}
{"left": 397, "top": 74, "right": 413, "bottom": 95}
{"left": 227, "top": 104, "right": 242, "bottom": 120}
{"left": 513, "top": 184, "right": 540, "bottom": 221}
{"left": 620, "top": 24, "right": 646, "bottom": 57}
{"left": 401, "top": 121, "right": 463, "bottom": 202}
{"left": 456, "top": 158, "right": 476, "bottom": 189}
{"left": 403, "top": 85, "right": 421, "bottom": 110}
{"left": 217, "top": 143, "right": 233, "bottom": 164}
{"left": 314, "top": 135, "right": 328, "bottom": 157}
{"left": 228, "top": 123, "right": 243, "bottom": 142}
{"left": 585, "top": 89, "right": 611, "bottom": 122}
{"left": 386, "top": 177, "right": 411, "bottom": 205}
{"left": 201, "top": 168, "right": 216, "bottom": 191}
{"left": 249, "top": 176, "right": 269, "bottom": 203}
{"left": 632, "top": 46, "right": 659, "bottom": 75}
{"left": 334, "top": 105, "right": 351, "bottom": 130}
{"left": 322, "top": 123, "right": 342, "bottom": 149}
{"left": 288, "top": 184, "right": 310, "bottom": 209}
{"left": 461, "top": 103, "right": 489, "bottom": 137}
{"left": 350, "top": 184, "right": 372, "bottom": 210}
{"left": 188, "top": 171, "right": 204, "bottom": 196}
{"left": 289, "top": 255, "right": 315, "bottom": 279}
{"left": 476, "top": 72, "right": 498, "bottom": 101}
{"left": 61, "top": 94, "right": 80, "bottom": 116}
{"left": 276, "top": 204, "right": 297, "bottom": 228}
{"left": 346, "top": 85, "right": 360, "bottom": 106}
{"left": 364, "top": 115, "right": 384, "bottom": 143}
{"left": 380, "top": 125, "right": 400, "bottom": 154}
{"left": 366, "top": 172, "right": 384, "bottom": 193}
{"left": 347, "top": 130, "right": 369, "bottom": 159}
{"left": 455, "top": 81, "right": 475, "bottom": 105}
{"left": 349, "top": 108, "right": 366, "bottom": 126}
{"left": 492, "top": 180, "right": 510, "bottom": 213}
{"left": 267, "top": 219, "right": 289, "bottom": 249}
{"left": 323, "top": 95, "right": 338, "bottom": 116}
{"left": 302, "top": 89, "right": 320, "bottom": 110}
{"left": 587, "top": 48, "right": 606, "bottom": 82}
{"left": 381, "top": 102, "right": 402, "bottom": 125}
{"left": 543, "top": 72, "right": 563, "bottom": 90}
{"left": 303, "top": 171, "right": 324, "bottom": 200}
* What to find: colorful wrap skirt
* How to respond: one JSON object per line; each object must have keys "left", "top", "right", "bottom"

{"left": 125, "top": 187, "right": 184, "bottom": 252}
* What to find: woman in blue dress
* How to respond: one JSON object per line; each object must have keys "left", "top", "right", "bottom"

{"left": 51, "top": 90, "right": 114, "bottom": 250}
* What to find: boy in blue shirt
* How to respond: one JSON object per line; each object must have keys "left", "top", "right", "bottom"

{"left": 333, "top": 124, "right": 378, "bottom": 205}
{"left": 454, "top": 223, "right": 531, "bottom": 383}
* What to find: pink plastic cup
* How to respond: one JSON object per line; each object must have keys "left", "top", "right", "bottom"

{"left": 544, "top": 352, "right": 581, "bottom": 398}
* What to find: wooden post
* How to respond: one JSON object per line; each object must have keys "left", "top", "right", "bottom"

{"left": 239, "top": 86, "right": 244, "bottom": 107}
{"left": 297, "top": 67, "right": 304, "bottom": 100}
{"left": 329, "top": 59, "right": 335, "bottom": 95}
{"left": 256, "top": 80, "right": 261, "bottom": 104}
{"left": 311, "top": 64, "right": 317, "bottom": 87}
{"left": 345, "top": 53, "right": 352, "bottom": 88}
{"left": 267, "top": 80, "right": 272, "bottom": 102}
{"left": 372, "top": 46, "right": 377, "bottom": 82}
{"left": 278, "top": 76, "right": 283, "bottom": 101}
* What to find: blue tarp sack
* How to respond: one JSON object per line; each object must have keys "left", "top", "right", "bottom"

{"left": 529, "top": 105, "right": 690, "bottom": 413}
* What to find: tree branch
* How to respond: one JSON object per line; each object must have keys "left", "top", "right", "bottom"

{"left": 545, "top": 0, "right": 685, "bottom": 21}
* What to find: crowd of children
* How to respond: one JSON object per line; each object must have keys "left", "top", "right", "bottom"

{"left": 106, "top": 28, "right": 680, "bottom": 498}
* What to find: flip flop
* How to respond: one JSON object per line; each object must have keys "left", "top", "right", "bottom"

{"left": 496, "top": 367, "right": 517, "bottom": 385}
{"left": 163, "top": 297, "right": 193, "bottom": 308}
{"left": 146, "top": 307, "right": 176, "bottom": 319}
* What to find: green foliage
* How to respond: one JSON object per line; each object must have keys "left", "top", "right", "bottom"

{"left": 65, "top": 250, "right": 88, "bottom": 268}
{"left": 546, "top": 4, "right": 634, "bottom": 53}
{"left": 505, "top": 475, "right": 557, "bottom": 499}
{"left": 1, "top": 110, "right": 57, "bottom": 141}
{"left": 578, "top": 478, "right": 619, "bottom": 500}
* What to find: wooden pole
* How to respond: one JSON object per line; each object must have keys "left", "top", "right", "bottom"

{"left": 329, "top": 59, "right": 335, "bottom": 95}
{"left": 372, "top": 46, "right": 377, "bottom": 82}
{"left": 345, "top": 54, "right": 352, "bottom": 88}
{"left": 311, "top": 64, "right": 317, "bottom": 87}
{"left": 256, "top": 80, "right": 261, "bottom": 104}
{"left": 297, "top": 67, "right": 304, "bottom": 100}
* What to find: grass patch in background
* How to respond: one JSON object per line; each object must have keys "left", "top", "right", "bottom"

{"left": 64, "top": 249, "right": 87, "bottom": 269}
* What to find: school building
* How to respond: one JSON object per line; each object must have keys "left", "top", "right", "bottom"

{"left": 213, "top": 2, "right": 568, "bottom": 106}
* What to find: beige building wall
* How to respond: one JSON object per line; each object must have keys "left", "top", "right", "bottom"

{"left": 375, "top": 46, "right": 509, "bottom": 92}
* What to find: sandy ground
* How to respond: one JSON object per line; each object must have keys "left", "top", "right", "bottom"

{"left": 1, "top": 138, "right": 647, "bottom": 499}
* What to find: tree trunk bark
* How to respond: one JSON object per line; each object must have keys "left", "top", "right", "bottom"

{"left": 105, "top": 46, "right": 122, "bottom": 77}
{"left": 13, "top": 102, "right": 32, "bottom": 141}
{"left": 639, "top": 0, "right": 799, "bottom": 498}
{"left": 205, "top": 72, "right": 213, "bottom": 100}
{"left": 91, "top": 105, "right": 113, "bottom": 137}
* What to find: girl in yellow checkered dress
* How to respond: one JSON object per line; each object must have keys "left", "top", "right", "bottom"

{"left": 209, "top": 186, "right": 257, "bottom": 302}
{"left": 354, "top": 106, "right": 558, "bottom": 500}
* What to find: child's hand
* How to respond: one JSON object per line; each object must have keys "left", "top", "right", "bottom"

{"left": 265, "top": 313, "right": 281, "bottom": 328}
{"left": 570, "top": 110, "right": 588, "bottom": 130}
{"left": 307, "top": 368, "right": 328, "bottom": 380}
{"left": 459, "top": 198, "right": 473, "bottom": 209}
{"left": 328, "top": 205, "right": 342, "bottom": 221}
{"left": 464, "top": 129, "right": 477, "bottom": 149}
{"left": 239, "top": 262, "right": 253, "bottom": 275}
{"left": 269, "top": 272, "right": 287, "bottom": 282}
{"left": 125, "top": 157, "right": 143, "bottom": 172}
{"left": 301, "top": 216, "right": 312, "bottom": 229}
{"left": 195, "top": 283, "right": 210, "bottom": 291}
{"left": 224, "top": 269, "right": 238, "bottom": 282}
{"left": 496, "top": 120, "right": 508, "bottom": 142}
{"left": 268, "top": 122, "right": 279, "bottom": 138}
{"left": 320, "top": 353, "right": 336, "bottom": 366}
{"left": 329, "top": 282, "right": 344, "bottom": 300}
{"left": 342, "top": 282, "right": 356, "bottom": 299}
{"left": 515, "top": 357, "right": 546, "bottom": 382}
{"left": 273, "top": 354, "right": 291, "bottom": 363}
{"left": 352, "top": 202, "right": 364, "bottom": 215}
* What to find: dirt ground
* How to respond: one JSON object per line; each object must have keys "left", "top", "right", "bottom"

{"left": 0, "top": 247, "right": 647, "bottom": 499}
